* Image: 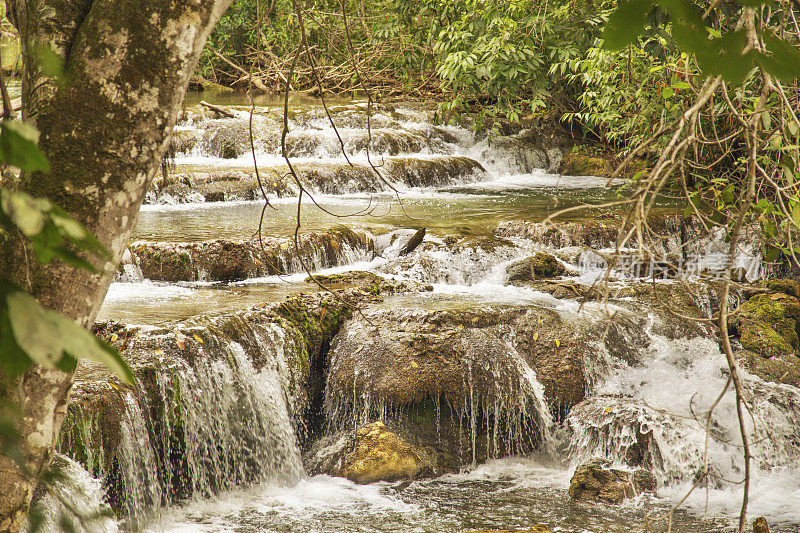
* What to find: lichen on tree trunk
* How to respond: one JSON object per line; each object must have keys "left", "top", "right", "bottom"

{"left": 0, "top": 0, "right": 234, "bottom": 529}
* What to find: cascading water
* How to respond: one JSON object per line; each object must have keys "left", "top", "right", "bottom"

{"left": 567, "top": 322, "right": 800, "bottom": 522}
{"left": 26, "top": 456, "right": 118, "bottom": 533}
{"left": 64, "top": 95, "right": 800, "bottom": 533}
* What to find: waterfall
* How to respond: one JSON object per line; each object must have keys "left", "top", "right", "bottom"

{"left": 60, "top": 315, "right": 308, "bottom": 528}
{"left": 26, "top": 456, "right": 118, "bottom": 533}
{"left": 567, "top": 319, "right": 800, "bottom": 498}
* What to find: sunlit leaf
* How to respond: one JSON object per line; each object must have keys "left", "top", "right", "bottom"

{"left": 602, "top": 0, "right": 656, "bottom": 51}
{"left": 5, "top": 288, "right": 134, "bottom": 384}
{"left": 0, "top": 121, "right": 50, "bottom": 172}
{"left": 0, "top": 190, "right": 47, "bottom": 236}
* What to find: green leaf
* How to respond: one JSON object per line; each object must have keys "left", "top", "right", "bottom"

{"left": 762, "top": 218, "right": 777, "bottom": 238}
{"left": 33, "top": 44, "right": 64, "bottom": 81}
{"left": 602, "top": 0, "right": 656, "bottom": 51}
{"left": 764, "top": 246, "right": 780, "bottom": 262}
{"left": 0, "top": 289, "right": 33, "bottom": 378}
{"left": 0, "top": 190, "right": 48, "bottom": 236}
{"left": 662, "top": 87, "right": 674, "bottom": 99}
{"left": 721, "top": 185, "right": 735, "bottom": 204}
{"left": 0, "top": 121, "right": 50, "bottom": 172}
{"left": 5, "top": 288, "right": 134, "bottom": 384}
{"left": 755, "top": 33, "right": 800, "bottom": 83}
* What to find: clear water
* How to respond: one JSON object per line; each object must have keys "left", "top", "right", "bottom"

{"left": 134, "top": 178, "right": 645, "bottom": 243}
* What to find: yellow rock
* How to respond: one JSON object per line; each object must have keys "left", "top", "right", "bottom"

{"left": 340, "top": 421, "right": 425, "bottom": 483}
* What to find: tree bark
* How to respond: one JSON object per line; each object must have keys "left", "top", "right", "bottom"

{"left": 0, "top": 1, "right": 233, "bottom": 530}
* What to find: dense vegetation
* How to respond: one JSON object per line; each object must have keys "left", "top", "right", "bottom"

{"left": 202, "top": 0, "right": 800, "bottom": 263}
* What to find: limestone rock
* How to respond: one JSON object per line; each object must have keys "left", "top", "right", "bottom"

{"left": 559, "top": 145, "right": 646, "bottom": 179}
{"left": 762, "top": 278, "right": 800, "bottom": 299}
{"left": 739, "top": 350, "right": 800, "bottom": 388}
{"left": 506, "top": 252, "right": 566, "bottom": 283}
{"left": 312, "top": 421, "right": 432, "bottom": 483}
{"left": 568, "top": 458, "right": 656, "bottom": 504}
{"left": 127, "top": 229, "right": 373, "bottom": 282}
{"left": 729, "top": 292, "right": 800, "bottom": 358}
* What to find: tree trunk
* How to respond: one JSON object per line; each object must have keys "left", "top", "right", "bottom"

{"left": 0, "top": 1, "right": 233, "bottom": 530}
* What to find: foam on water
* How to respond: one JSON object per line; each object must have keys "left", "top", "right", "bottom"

{"left": 567, "top": 315, "right": 800, "bottom": 528}
{"left": 27, "top": 456, "right": 118, "bottom": 533}
{"left": 105, "top": 281, "right": 195, "bottom": 302}
{"left": 149, "top": 475, "right": 418, "bottom": 533}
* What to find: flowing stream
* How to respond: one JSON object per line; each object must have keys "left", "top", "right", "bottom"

{"left": 48, "top": 94, "right": 800, "bottom": 533}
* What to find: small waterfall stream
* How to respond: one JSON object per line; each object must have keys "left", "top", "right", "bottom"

{"left": 45, "top": 96, "right": 800, "bottom": 532}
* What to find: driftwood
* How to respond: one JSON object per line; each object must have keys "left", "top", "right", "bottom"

{"left": 199, "top": 100, "right": 235, "bottom": 118}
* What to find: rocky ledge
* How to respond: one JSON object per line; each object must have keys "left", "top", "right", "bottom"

{"left": 148, "top": 156, "right": 487, "bottom": 204}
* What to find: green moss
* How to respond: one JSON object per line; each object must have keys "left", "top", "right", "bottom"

{"left": 733, "top": 293, "right": 800, "bottom": 358}
{"left": 276, "top": 295, "right": 352, "bottom": 374}
{"left": 57, "top": 404, "right": 105, "bottom": 477}
{"left": 530, "top": 252, "right": 566, "bottom": 278}
{"left": 763, "top": 279, "right": 800, "bottom": 299}
{"left": 739, "top": 350, "right": 800, "bottom": 387}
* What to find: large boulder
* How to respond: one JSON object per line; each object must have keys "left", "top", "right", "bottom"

{"left": 729, "top": 292, "right": 800, "bottom": 358}
{"left": 568, "top": 458, "right": 656, "bottom": 504}
{"left": 323, "top": 300, "right": 669, "bottom": 464}
{"left": 307, "top": 421, "right": 433, "bottom": 483}
{"left": 559, "top": 144, "right": 647, "bottom": 179}
{"left": 477, "top": 128, "right": 565, "bottom": 174}
{"left": 506, "top": 252, "right": 566, "bottom": 283}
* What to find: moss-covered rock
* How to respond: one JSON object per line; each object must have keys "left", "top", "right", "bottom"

{"left": 327, "top": 421, "right": 433, "bottom": 483}
{"left": 762, "top": 279, "right": 800, "bottom": 299}
{"left": 147, "top": 155, "right": 487, "bottom": 204}
{"left": 128, "top": 230, "right": 374, "bottom": 282}
{"left": 739, "top": 350, "right": 800, "bottom": 388}
{"left": 304, "top": 270, "right": 433, "bottom": 296}
{"left": 730, "top": 292, "right": 800, "bottom": 358}
{"left": 506, "top": 252, "right": 566, "bottom": 283}
{"left": 560, "top": 145, "right": 647, "bottom": 179}
{"left": 60, "top": 290, "right": 374, "bottom": 517}
{"left": 568, "top": 458, "right": 656, "bottom": 504}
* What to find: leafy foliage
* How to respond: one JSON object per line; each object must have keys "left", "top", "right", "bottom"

{"left": 0, "top": 124, "right": 133, "bottom": 384}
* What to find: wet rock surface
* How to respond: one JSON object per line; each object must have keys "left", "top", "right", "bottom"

{"left": 127, "top": 228, "right": 373, "bottom": 282}
{"left": 478, "top": 129, "right": 564, "bottom": 174}
{"left": 559, "top": 145, "right": 647, "bottom": 179}
{"left": 568, "top": 458, "right": 656, "bottom": 504}
{"left": 506, "top": 252, "right": 566, "bottom": 283}
{"left": 306, "top": 421, "right": 433, "bottom": 483}
{"left": 147, "top": 156, "right": 487, "bottom": 204}
{"left": 730, "top": 292, "right": 800, "bottom": 358}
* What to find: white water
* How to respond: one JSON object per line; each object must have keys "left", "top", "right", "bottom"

{"left": 84, "top": 100, "right": 800, "bottom": 532}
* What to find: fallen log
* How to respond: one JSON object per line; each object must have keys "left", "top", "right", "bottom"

{"left": 199, "top": 100, "right": 235, "bottom": 118}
